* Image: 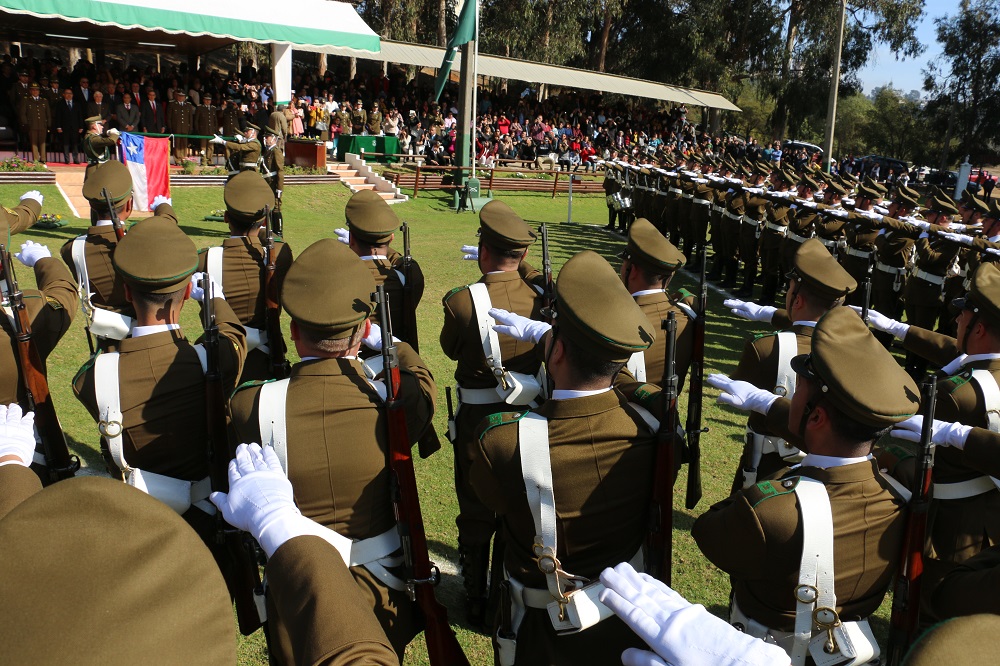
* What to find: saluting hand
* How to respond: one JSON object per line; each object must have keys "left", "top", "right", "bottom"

{"left": 19, "top": 190, "right": 43, "bottom": 206}
{"left": 334, "top": 227, "right": 350, "bottom": 245}
{"left": 490, "top": 308, "right": 551, "bottom": 344}
{"left": 890, "top": 415, "right": 972, "bottom": 450}
{"left": 723, "top": 298, "right": 775, "bottom": 323}
{"left": 461, "top": 244, "right": 479, "bottom": 261}
{"left": 848, "top": 306, "right": 909, "bottom": 339}
{"left": 15, "top": 240, "right": 50, "bottom": 268}
{"left": 0, "top": 403, "right": 36, "bottom": 467}
{"left": 706, "top": 374, "right": 780, "bottom": 415}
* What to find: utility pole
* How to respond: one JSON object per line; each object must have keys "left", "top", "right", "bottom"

{"left": 821, "top": 0, "right": 847, "bottom": 173}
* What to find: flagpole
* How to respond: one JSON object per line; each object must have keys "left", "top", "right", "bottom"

{"left": 471, "top": 0, "right": 479, "bottom": 180}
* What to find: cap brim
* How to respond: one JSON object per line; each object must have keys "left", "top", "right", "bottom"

{"left": 790, "top": 353, "right": 817, "bottom": 379}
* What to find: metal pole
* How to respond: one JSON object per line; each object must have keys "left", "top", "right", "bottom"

{"left": 821, "top": 0, "right": 847, "bottom": 173}
{"left": 471, "top": 0, "right": 479, "bottom": 180}
{"left": 567, "top": 174, "right": 574, "bottom": 223}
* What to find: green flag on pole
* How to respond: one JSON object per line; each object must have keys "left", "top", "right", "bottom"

{"left": 434, "top": 0, "right": 477, "bottom": 102}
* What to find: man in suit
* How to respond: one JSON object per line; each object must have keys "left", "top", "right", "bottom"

{"left": 86, "top": 89, "right": 109, "bottom": 123}
{"left": 115, "top": 92, "right": 140, "bottom": 133}
{"left": 140, "top": 88, "right": 165, "bottom": 134}
{"left": 52, "top": 87, "right": 83, "bottom": 164}
{"left": 228, "top": 238, "right": 436, "bottom": 662}
{"left": 19, "top": 82, "right": 51, "bottom": 164}
{"left": 74, "top": 76, "right": 92, "bottom": 105}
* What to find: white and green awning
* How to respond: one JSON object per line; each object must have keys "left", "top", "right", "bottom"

{"left": 0, "top": 0, "right": 380, "bottom": 54}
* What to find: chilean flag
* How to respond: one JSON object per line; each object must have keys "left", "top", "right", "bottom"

{"left": 120, "top": 133, "right": 170, "bottom": 212}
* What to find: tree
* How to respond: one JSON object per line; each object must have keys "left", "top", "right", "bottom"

{"left": 834, "top": 92, "right": 873, "bottom": 156}
{"left": 860, "top": 85, "right": 929, "bottom": 162}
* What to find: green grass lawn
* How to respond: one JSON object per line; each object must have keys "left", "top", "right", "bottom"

{"left": 0, "top": 182, "right": 894, "bottom": 664}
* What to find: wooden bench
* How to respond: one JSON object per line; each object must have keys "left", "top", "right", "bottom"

{"left": 386, "top": 167, "right": 604, "bottom": 198}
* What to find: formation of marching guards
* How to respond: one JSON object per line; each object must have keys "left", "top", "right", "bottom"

{"left": 0, "top": 147, "right": 999, "bottom": 666}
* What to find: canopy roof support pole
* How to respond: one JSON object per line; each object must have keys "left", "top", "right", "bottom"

{"left": 272, "top": 43, "right": 292, "bottom": 106}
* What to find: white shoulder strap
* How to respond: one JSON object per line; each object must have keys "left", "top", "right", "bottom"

{"left": 774, "top": 331, "right": 798, "bottom": 398}
{"left": 206, "top": 247, "right": 225, "bottom": 291}
{"left": 971, "top": 369, "right": 1000, "bottom": 433}
{"left": 394, "top": 268, "right": 406, "bottom": 287}
{"left": 258, "top": 378, "right": 291, "bottom": 476}
{"left": 94, "top": 352, "right": 129, "bottom": 472}
{"left": 626, "top": 351, "right": 647, "bottom": 382}
{"left": 517, "top": 412, "right": 564, "bottom": 600}
{"left": 675, "top": 301, "right": 698, "bottom": 321}
{"left": 468, "top": 283, "right": 507, "bottom": 382}
{"left": 71, "top": 236, "right": 93, "bottom": 309}
{"left": 191, "top": 344, "right": 209, "bottom": 374}
{"left": 791, "top": 477, "right": 836, "bottom": 666}
{"left": 626, "top": 402, "right": 660, "bottom": 433}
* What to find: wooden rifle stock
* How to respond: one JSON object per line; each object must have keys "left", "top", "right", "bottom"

{"left": 861, "top": 250, "right": 875, "bottom": 324}
{"left": 263, "top": 207, "right": 289, "bottom": 379}
{"left": 201, "top": 282, "right": 266, "bottom": 636}
{"left": 885, "top": 378, "right": 938, "bottom": 665}
{"left": 684, "top": 244, "right": 707, "bottom": 510}
{"left": 647, "top": 312, "right": 678, "bottom": 585}
{"left": 540, "top": 224, "right": 554, "bottom": 308}
{"left": 101, "top": 188, "right": 125, "bottom": 241}
{"left": 1, "top": 249, "right": 78, "bottom": 484}
{"left": 376, "top": 285, "right": 470, "bottom": 666}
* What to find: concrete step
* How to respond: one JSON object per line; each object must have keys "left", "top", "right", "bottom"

{"left": 340, "top": 176, "right": 367, "bottom": 185}
{"left": 376, "top": 192, "right": 396, "bottom": 200}
{"left": 327, "top": 163, "right": 353, "bottom": 171}
{"left": 351, "top": 183, "right": 376, "bottom": 191}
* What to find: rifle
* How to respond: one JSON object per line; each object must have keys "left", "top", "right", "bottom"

{"left": 1, "top": 248, "right": 78, "bottom": 484}
{"left": 263, "top": 207, "right": 290, "bottom": 379}
{"left": 101, "top": 187, "right": 125, "bottom": 241}
{"left": 540, "top": 224, "right": 554, "bottom": 308}
{"left": 375, "top": 285, "right": 470, "bottom": 666}
{"left": 885, "top": 378, "right": 938, "bottom": 665}
{"left": 399, "top": 222, "right": 420, "bottom": 353}
{"left": 201, "top": 279, "right": 267, "bottom": 636}
{"left": 684, "top": 245, "right": 708, "bottom": 510}
{"left": 861, "top": 250, "right": 875, "bottom": 324}
{"left": 647, "top": 312, "right": 678, "bottom": 585}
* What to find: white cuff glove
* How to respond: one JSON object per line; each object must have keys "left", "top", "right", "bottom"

{"left": 189, "top": 272, "right": 225, "bottom": 302}
{"left": 107, "top": 128, "right": 121, "bottom": 140}
{"left": 849, "top": 306, "right": 909, "bottom": 339}
{"left": 461, "top": 244, "right": 479, "bottom": 261}
{"left": 908, "top": 218, "right": 931, "bottom": 231}
{"left": 15, "top": 240, "right": 51, "bottom": 267}
{"left": 151, "top": 195, "right": 172, "bottom": 210}
{"left": 490, "top": 307, "right": 551, "bottom": 344}
{"left": 275, "top": 189, "right": 282, "bottom": 199}
{"left": 236, "top": 133, "right": 248, "bottom": 143}
{"left": 362, "top": 322, "right": 398, "bottom": 351}
{"left": 210, "top": 134, "right": 225, "bottom": 145}
{"left": 0, "top": 404, "right": 36, "bottom": 468}
{"left": 842, "top": 197, "right": 855, "bottom": 207}
{"left": 210, "top": 444, "right": 350, "bottom": 559}
{"left": 706, "top": 374, "right": 780, "bottom": 415}
{"left": 986, "top": 247, "right": 1000, "bottom": 258}
{"left": 743, "top": 187, "right": 763, "bottom": 195}
{"left": 938, "top": 231, "right": 974, "bottom": 246}
{"left": 724, "top": 298, "right": 776, "bottom": 324}
{"left": 889, "top": 415, "right": 972, "bottom": 450}
{"left": 334, "top": 228, "right": 350, "bottom": 245}
{"left": 825, "top": 208, "right": 849, "bottom": 219}
{"left": 599, "top": 562, "right": 790, "bottom": 666}
{"left": 19, "top": 190, "right": 43, "bottom": 206}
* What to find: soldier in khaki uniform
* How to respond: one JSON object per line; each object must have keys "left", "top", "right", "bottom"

{"left": 60, "top": 162, "right": 176, "bottom": 351}
{"left": 840, "top": 183, "right": 884, "bottom": 308}
{"left": 724, "top": 239, "right": 857, "bottom": 491}
{"left": 778, "top": 173, "right": 820, "bottom": 272}
{"left": 337, "top": 190, "right": 425, "bottom": 348}
{"left": 756, "top": 168, "right": 796, "bottom": 304}
{"left": 72, "top": 216, "right": 247, "bottom": 598}
{"left": 871, "top": 189, "right": 921, "bottom": 347}
{"left": 471, "top": 250, "right": 666, "bottom": 666}
{"left": 351, "top": 99, "right": 368, "bottom": 135}
{"left": 194, "top": 93, "right": 220, "bottom": 166}
{"left": 19, "top": 82, "right": 51, "bottom": 163}
{"left": 166, "top": 90, "right": 194, "bottom": 164}
{"left": 228, "top": 238, "right": 436, "bottom": 661}
{"left": 619, "top": 218, "right": 696, "bottom": 389}
{"left": 366, "top": 100, "right": 384, "bottom": 135}
{"left": 1, "top": 189, "right": 43, "bottom": 236}
{"left": 81, "top": 115, "right": 120, "bottom": 181}
{"left": 259, "top": 125, "right": 286, "bottom": 235}
{"left": 197, "top": 172, "right": 292, "bottom": 384}
{"left": 440, "top": 201, "right": 545, "bottom": 625}
{"left": 213, "top": 122, "right": 261, "bottom": 178}
{"left": 701, "top": 306, "right": 917, "bottom": 664}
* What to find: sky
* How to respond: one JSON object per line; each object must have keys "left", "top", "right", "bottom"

{"left": 855, "top": 0, "right": 952, "bottom": 96}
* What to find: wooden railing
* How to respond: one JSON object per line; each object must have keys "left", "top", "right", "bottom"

{"left": 390, "top": 164, "right": 605, "bottom": 198}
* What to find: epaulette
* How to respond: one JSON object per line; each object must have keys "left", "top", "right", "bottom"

{"left": 945, "top": 370, "right": 972, "bottom": 390}
{"left": 442, "top": 284, "right": 470, "bottom": 304}
{"left": 747, "top": 476, "right": 799, "bottom": 507}
{"left": 230, "top": 377, "right": 276, "bottom": 400}
{"left": 476, "top": 410, "right": 528, "bottom": 440}
{"left": 677, "top": 287, "right": 694, "bottom": 300}
{"left": 629, "top": 383, "right": 660, "bottom": 411}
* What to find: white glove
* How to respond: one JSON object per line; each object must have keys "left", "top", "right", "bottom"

{"left": 210, "top": 444, "right": 351, "bottom": 560}
{"left": 461, "top": 244, "right": 479, "bottom": 261}
{"left": 107, "top": 128, "right": 121, "bottom": 140}
{"left": 19, "top": 190, "right": 43, "bottom": 206}
{"left": 842, "top": 197, "right": 855, "bottom": 206}
{"left": 236, "top": 133, "right": 248, "bottom": 143}
{"left": 986, "top": 247, "right": 1000, "bottom": 258}
{"left": 743, "top": 187, "right": 763, "bottom": 195}
{"left": 150, "top": 195, "right": 172, "bottom": 210}
{"left": 490, "top": 307, "right": 551, "bottom": 344}
{"left": 0, "top": 404, "right": 36, "bottom": 468}
{"left": 209, "top": 134, "right": 225, "bottom": 145}
{"left": 361, "top": 322, "right": 398, "bottom": 351}
{"left": 275, "top": 189, "right": 282, "bottom": 199}
{"left": 723, "top": 298, "right": 776, "bottom": 323}
{"left": 824, "top": 208, "right": 849, "bottom": 219}
{"left": 799, "top": 200, "right": 817, "bottom": 209}
{"left": 706, "top": 374, "right": 780, "bottom": 415}
{"left": 938, "top": 231, "right": 974, "bottom": 246}
{"left": 889, "top": 415, "right": 973, "bottom": 450}
{"left": 849, "top": 306, "right": 909, "bottom": 339}
{"left": 600, "top": 563, "right": 790, "bottom": 666}
{"left": 907, "top": 218, "right": 931, "bottom": 231}
{"left": 189, "top": 272, "right": 225, "bottom": 302}
{"left": 14, "top": 240, "right": 50, "bottom": 267}
{"left": 334, "top": 227, "right": 350, "bottom": 245}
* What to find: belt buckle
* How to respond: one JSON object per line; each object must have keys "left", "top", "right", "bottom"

{"left": 99, "top": 419, "right": 123, "bottom": 438}
{"left": 794, "top": 584, "right": 818, "bottom": 604}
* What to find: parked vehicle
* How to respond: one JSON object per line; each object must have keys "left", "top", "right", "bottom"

{"left": 783, "top": 140, "right": 823, "bottom": 157}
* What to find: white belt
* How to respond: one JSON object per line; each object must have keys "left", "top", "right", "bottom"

{"left": 724, "top": 210, "right": 744, "bottom": 222}
{"left": 241, "top": 162, "right": 257, "bottom": 168}
{"left": 818, "top": 238, "right": 839, "bottom": 248}
{"left": 933, "top": 476, "right": 1000, "bottom": 500}
{"left": 682, "top": 193, "right": 694, "bottom": 200}
{"left": 245, "top": 327, "right": 269, "bottom": 354}
{"left": 845, "top": 247, "right": 872, "bottom": 259}
{"left": 913, "top": 269, "right": 945, "bottom": 286}
{"left": 876, "top": 262, "right": 906, "bottom": 275}
{"left": 786, "top": 230, "right": 811, "bottom": 244}
{"left": 668, "top": 188, "right": 681, "bottom": 195}
{"left": 743, "top": 217, "right": 762, "bottom": 227}
{"left": 456, "top": 386, "right": 503, "bottom": 405}
{"left": 508, "top": 548, "right": 645, "bottom": 611}
{"left": 712, "top": 204, "right": 725, "bottom": 213}
{"left": 692, "top": 198, "right": 711, "bottom": 206}
{"left": 764, "top": 221, "right": 787, "bottom": 234}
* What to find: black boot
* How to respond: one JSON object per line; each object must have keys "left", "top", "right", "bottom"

{"left": 758, "top": 275, "right": 778, "bottom": 305}
{"left": 723, "top": 259, "right": 739, "bottom": 288}
{"left": 735, "top": 265, "right": 757, "bottom": 299}
{"left": 272, "top": 210, "right": 284, "bottom": 236}
{"left": 605, "top": 208, "right": 617, "bottom": 231}
{"left": 459, "top": 541, "right": 491, "bottom": 628}
{"left": 707, "top": 253, "right": 724, "bottom": 281}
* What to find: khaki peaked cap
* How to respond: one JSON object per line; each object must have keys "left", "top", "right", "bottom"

{"left": 82, "top": 160, "right": 133, "bottom": 206}
{"left": 791, "top": 306, "right": 919, "bottom": 427}
{"left": 479, "top": 200, "right": 536, "bottom": 250}
{"left": 282, "top": 238, "right": 375, "bottom": 338}
{"left": 554, "top": 250, "right": 654, "bottom": 362}
{"left": 113, "top": 217, "right": 198, "bottom": 294}
{"left": 225, "top": 171, "right": 275, "bottom": 224}
{"left": 958, "top": 262, "right": 1000, "bottom": 329}
{"left": 627, "top": 218, "right": 685, "bottom": 272}
{"left": 345, "top": 190, "right": 399, "bottom": 244}
{"left": 790, "top": 238, "right": 856, "bottom": 300}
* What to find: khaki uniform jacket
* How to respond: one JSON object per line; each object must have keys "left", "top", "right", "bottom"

{"left": 841, "top": 213, "right": 880, "bottom": 286}
{"left": 166, "top": 100, "right": 193, "bottom": 134}
{"left": 19, "top": 96, "right": 50, "bottom": 131}
{"left": 82, "top": 132, "right": 116, "bottom": 179}
{"left": 692, "top": 460, "right": 907, "bottom": 631}
{"left": 262, "top": 144, "right": 284, "bottom": 192}
{"left": 366, "top": 111, "right": 383, "bottom": 135}
{"left": 194, "top": 104, "right": 220, "bottom": 136}
{"left": 0, "top": 258, "right": 77, "bottom": 407}
{"left": 635, "top": 290, "right": 696, "bottom": 391}
{"left": 59, "top": 202, "right": 178, "bottom": 318}
{"left": 196, "top": 236, "right": 292, "bottom": 382}
{"left": 267, "top": 110, "right": 288, "bottom": 141}
{"left": 933, "top": 544, "right": 1000, "bottom": 619}
{"left": 0, "top": 464, "right": 42, "bottom": 521}
{"left": 221, "top": 105, "right": 242, "bottom": 136}
{"left": 362, "top": 248, "right": 425, "bottom": 346}
{"left": 1, "top": 198, "right": 40, "bottom": 237}
{"left": 72, "top": 297, "right": 247, "bottom": 481}
{"left": 225, "top": 138, "right": 261, "bottom": 170}
{"left": 905, "top": 236, "right": 959, "bottom": 306}
{"left": 470, "top": 390, "right": 662, "bottom": 664}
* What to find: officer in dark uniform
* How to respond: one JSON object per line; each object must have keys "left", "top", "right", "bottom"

{"left": 166, "top": 90, "right": 194, "bottom": 164}
{"left": 194, "top": 93, "right": 220, "bottom": 166}
{"left": 81, "top": 115, "right": 119, "bottom": 181}
{"left": 259, "top": 125, "right": 286, "bottom": 235}
{"left": 213, "top": 123, "right": 261, "bottom": 179}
